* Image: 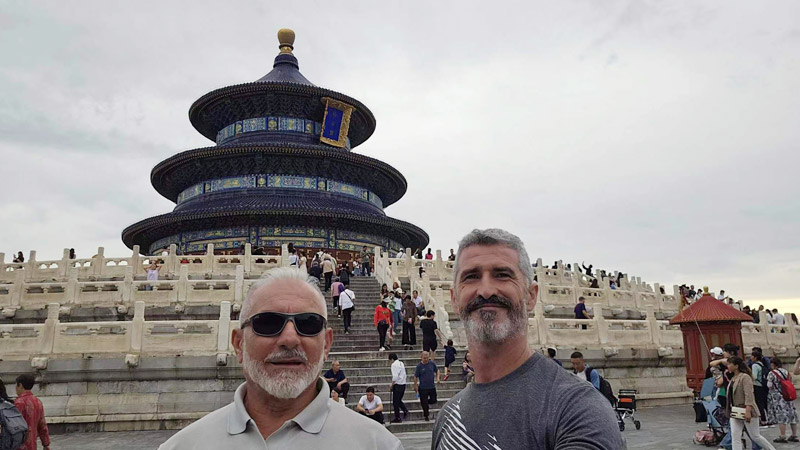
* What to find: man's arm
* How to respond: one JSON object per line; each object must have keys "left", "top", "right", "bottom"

{"left": 414, "top": 375, "right": 419, "bottom": 393}
{"left": 356, "top": 400, "right": 366, "bottom": 413}
{"left": 38, "top": 403, "right": 51, "bottom": 449}
{"left": 435, "top": 366, "right": 441, "bottom": 384}
{"left": 582, "top": 309, "right": 590, "bottom": 319}
{"left": 338, "top": 377, "right": 348, "bottom": 387}
{"left": 589, "top": 370, "right": 600, "bottom": 390}
{"left": 373, "top": 401, "right": 384, "bottom": 413}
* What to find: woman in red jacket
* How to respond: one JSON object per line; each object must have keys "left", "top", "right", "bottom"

{"left": 374, "top": 299, "right": 394, "bottom": 351}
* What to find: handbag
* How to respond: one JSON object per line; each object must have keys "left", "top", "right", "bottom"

{"left": 730, "top": 406, "right": 747, "bottom": 420}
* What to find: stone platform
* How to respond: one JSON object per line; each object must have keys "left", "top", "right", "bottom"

{"left": 38, "top": 402, "right": 800, "bottom": 449}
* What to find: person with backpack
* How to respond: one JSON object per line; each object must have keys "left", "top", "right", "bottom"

{"left": 570, "top": 352, "right": 617, "bottom": 407}
{"left": 11, "top": 374, "right": 49, "bottom": 450}
{"left": 766, "top": 358, "right": 798, "bottom": 443}
{"left": 0, "top": 379, "right": 28, "bottom": 450}
{"left": 750, "top": 350, "right": 770, "bottom": 426}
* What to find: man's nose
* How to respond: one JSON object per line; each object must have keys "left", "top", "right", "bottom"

{"left": 475, "top": 273, "right": 497, "bottom": 299}
{"left": 275, "top": 320, "right": 301, "bottom": 348}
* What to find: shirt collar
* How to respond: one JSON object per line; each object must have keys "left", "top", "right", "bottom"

{"left": 227, "top": 378, "right": 331, "bottom": 435}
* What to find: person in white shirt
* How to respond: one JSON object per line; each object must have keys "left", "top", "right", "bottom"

{"left": 145, "top": 261, "right": 160, "bottom": 291}
{"left": 330, "top": 389, "right": 346, "bottom": 405}
{"left": 773, "top": 309, "right": 786, "bottom": 327}
{"left": 356, "top": 387, "right": 385, "bottom": 424}
{"left": 395, "top": 249, "right": 405, "bottom": 259}
{"left": 412, "top": 290, "right": 425, "bottom": 317}
{"left": 339, "top": 285, "right": 355, "bottom": 334}
{"left": 717, "top": 290, "right": 726, "bottom": 301}
{"left": 388, "top": 353, "right": 409, "bottom": 423}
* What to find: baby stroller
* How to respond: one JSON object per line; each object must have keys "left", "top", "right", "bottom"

{"left": 615, "top": 389, "right": 640, "bottom": 431}
{"left": 693, "top": 377, "right": 726, "bottom": 446}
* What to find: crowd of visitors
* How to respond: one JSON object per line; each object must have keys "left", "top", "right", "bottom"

{"left": 705, "top": 342, "right": 800, "bottom": 448}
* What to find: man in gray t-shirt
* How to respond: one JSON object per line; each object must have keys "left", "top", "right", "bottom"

{"left": 433, "top": 228, "right": 623, "bottom": 449}
{"left": 433, "top": 352, "right": 620, "bottom": 449}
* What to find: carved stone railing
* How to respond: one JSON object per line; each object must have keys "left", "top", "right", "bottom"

{"left": 0, "top": 244, "right": 282, "bottom": 284}
{"left": 0, "top": 301, "right": 236, "bottom": 366}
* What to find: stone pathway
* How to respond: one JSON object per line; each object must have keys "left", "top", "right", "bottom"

{"left": 40, "top": 402, "right": 800, "bottom": 449}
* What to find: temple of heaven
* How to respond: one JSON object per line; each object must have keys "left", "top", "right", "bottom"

{"left": 122, "top": 29, "right": 428, "bottom": 258}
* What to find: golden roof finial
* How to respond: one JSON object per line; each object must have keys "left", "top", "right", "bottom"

{"left": 703, "top": 286, "right": 709, "bottom": 294}
{"left": 278, "top": 28, "right": 295, "bottom": 54}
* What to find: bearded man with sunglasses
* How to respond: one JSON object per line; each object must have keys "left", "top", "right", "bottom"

{"left": 432, "top": 229, "right": 623, "bottom": 450}
{"left": 159, "top": 267, "right": 401, "bottom": 450}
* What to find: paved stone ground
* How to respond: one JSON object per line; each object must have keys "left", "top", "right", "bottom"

{"left": 41, "top": 403, "right": 800, "bottom": 449}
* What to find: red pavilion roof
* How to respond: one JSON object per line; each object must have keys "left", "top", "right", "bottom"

{"left": 669, "top": 293, "right": 754, "bottom": 324}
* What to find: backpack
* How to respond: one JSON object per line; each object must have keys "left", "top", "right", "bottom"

{"left": 0, "top": 400, "right": 28, "bottom": 450}
{"left": 772, "top": 369, "right": 797, "bottom": 402}
{"left": 754, "top": 361, "right": 769, "bottom": 387}
{"left": 586, "top": 367, "right": 617, "bottom": 407}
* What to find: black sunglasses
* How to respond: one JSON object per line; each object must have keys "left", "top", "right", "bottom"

{"left": 241, "top": 312, "right": 327, "bottom": 337}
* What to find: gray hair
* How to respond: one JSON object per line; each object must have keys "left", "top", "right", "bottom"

{"left": 453, "top": 228, "right": 534, "bottom": 287}
{"left": 241, "top": 267, "right": 327, "bottom": 321}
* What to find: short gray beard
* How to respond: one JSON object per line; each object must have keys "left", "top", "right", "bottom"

{"left": 461, "top": 299, "right": 527, "bottom": 345}
{"left": 242, "top": 344, "right": 325, "bottom": 399}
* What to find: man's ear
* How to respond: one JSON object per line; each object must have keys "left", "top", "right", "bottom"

{"left": 527, "top": 281, "right": 538, "bottom": 311}
{"left": 232, "top": 328, "right": 244, "bottom": 364}
{"left": 324, "top": 327, "right": 333, "bottom": 360}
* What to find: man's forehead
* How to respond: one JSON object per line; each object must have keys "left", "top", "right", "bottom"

{"left": 251, "top": 279, "right": 323, "bottom": 313}
{"left": 458, "top": 244, "right": 520, "bottom": 268}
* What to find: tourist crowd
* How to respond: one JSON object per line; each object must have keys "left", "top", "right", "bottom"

{"left": 706, "top": 343, "right": 800, "bottom": 448}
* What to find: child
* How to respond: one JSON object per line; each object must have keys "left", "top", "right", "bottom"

{"left": 443, "top": 339, "right": 456, "bottom": 381}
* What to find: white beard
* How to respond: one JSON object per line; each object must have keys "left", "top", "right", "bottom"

{"left": 464, "top": 305, "right": 527, "bottom": 345}
{"left": 242, "top": 344, "right": 326, "bottom": 399}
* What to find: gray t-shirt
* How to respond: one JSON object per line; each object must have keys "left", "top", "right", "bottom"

{"left": 432, "top": 352, "right": 624, "bottom": 450}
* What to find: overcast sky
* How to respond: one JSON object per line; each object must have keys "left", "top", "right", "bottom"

{"left": 1, "top": 1, "right": 799, "bottom": 313}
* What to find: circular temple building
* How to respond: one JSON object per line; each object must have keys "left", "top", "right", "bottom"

{"left": 122, "top": 29, "right": 428, "bottom": 259}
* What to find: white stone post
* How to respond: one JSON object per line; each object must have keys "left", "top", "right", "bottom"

{"left": 206, "top": 244, "right": 215, "bottom": 274}
{"left": 25, "top": 250, "right": 37, "bottom": 281}
{"left": 93, "top": 247, "right": 104, "bottom": 277}
{"left": 758, "top": 311, "right": 771, "bottom": 345}
{"left": 403, "top": 248, "right": 412, "bottom": 277}
{"left": 218, "top": 301, "right": 232, "bottom": 353}
{"left": 122, "top": 266, "right": 133, "bottom": 303}
{"left": 280, "top": 244, "right": 288, "bottom": 268}
{"left": 244, "top": 243, "right": 252, "bottom": 273}
{"left": 435, "top": 250, "right": 443, "bottom": 279}
{"left": 594, "top": 303, "right": 608, "bottom": 345}
{"left": 234, "top": 265, "right": 244, "bottom": 303}
{"left": 166, "top": 244, "right": 178, "bottom": 277}
{"left": 59, "top": 248, "right": 70, "bottom": 278}
{"left": 646, "top": 306, "right": 661, "bottom": 346}
{"left": 10, "top": 268, "right": 24, "bottom": 308}
{"left": 65, "top": 269, "right": 78, "bottom": 306}
{"left": 177, "top": 265, "right": 189, "bottom": 302}
{"left": 39, "top": 303, "right": 59, "bottom": 354}
{"left": 534, "top": 300, "right": 548, "bottom": 345}
{"left": 131, "top": 245, "right": 141, "bottom": 277}
{"left": 130, "top": 301, "right": 145, "bottom": 353}
{"left": 671, "top": 285, "right": 681, "bottom": 310}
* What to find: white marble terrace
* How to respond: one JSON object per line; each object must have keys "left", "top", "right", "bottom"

{"left": 1, "top": 245, "right": 798, "bottom": 365}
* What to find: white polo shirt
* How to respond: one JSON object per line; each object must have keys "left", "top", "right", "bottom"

{"left": 158, "top": 379, "right": 400, "bottom": 450}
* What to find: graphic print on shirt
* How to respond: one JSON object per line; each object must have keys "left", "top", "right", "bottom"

{"left": 437, "top": 398, "right": 502, "bottom": 450}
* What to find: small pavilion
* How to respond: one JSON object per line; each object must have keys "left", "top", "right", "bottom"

{"left": 669, "top": 288, "right": 754, "bottom": 392}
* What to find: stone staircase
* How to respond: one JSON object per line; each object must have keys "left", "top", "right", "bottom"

{"left": 322, "top": 276, "right": 465, "bottom": 433}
